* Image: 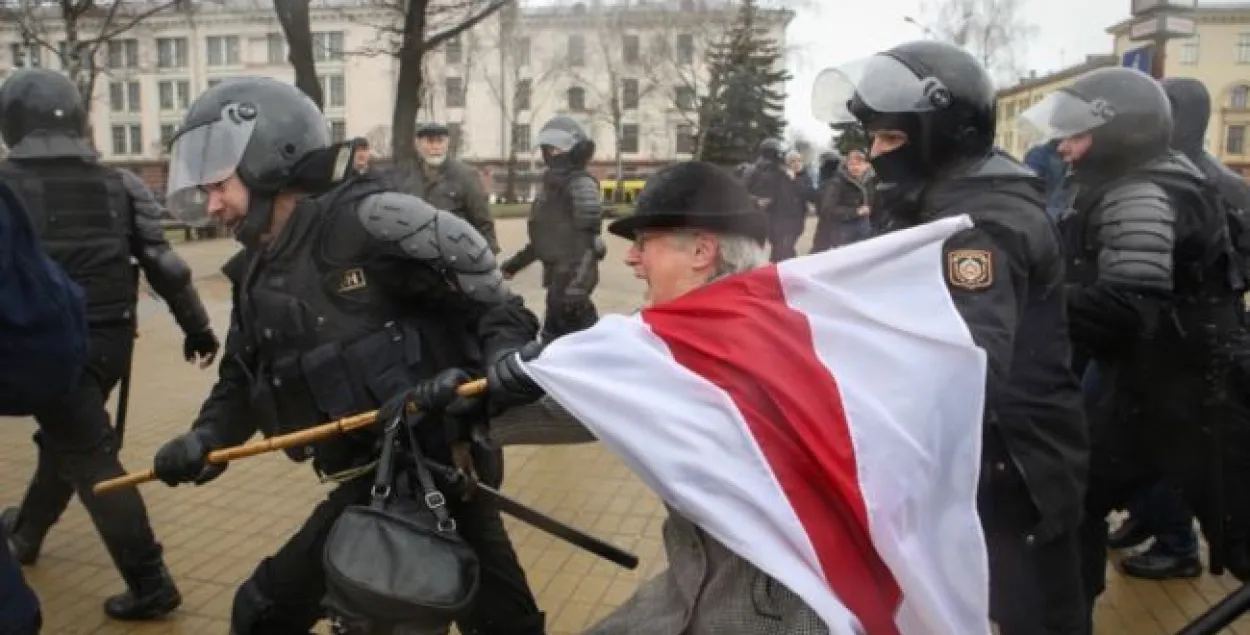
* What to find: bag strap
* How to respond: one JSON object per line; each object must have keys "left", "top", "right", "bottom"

{"left": 403, "top": 418, "right": 458, "bottom": 533}
{"left": 370, "top": 415, "right": 403, "bottom": 508}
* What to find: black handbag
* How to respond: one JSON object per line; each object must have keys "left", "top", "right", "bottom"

{"left": 322, "top": 415, "right": 480, "bottom": 633}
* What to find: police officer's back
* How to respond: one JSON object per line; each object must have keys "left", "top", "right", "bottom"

{"left": 0, "top": 68, "right": 219, "bottom": 621}
{"left": 814, "top": 40, "right": 1089, "bottom": 634}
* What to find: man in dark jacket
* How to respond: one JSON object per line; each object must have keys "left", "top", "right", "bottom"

{"left": 812, "top": 150, "right": 874, "bottom": 252}
{"left": 747, "top": 141, "right": 809, "bottom": 261}
{"left": 393, "top": 122, "right": 500, "bottom": 253}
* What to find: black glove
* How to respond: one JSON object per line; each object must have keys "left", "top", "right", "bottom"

{"left": 378, "top": 368, "right": 473, "bottom": 429}
{"left": 153, "top": 430, "right": 224, "bottom": 486}
{"left": 486, "top": 341, "right": 546, "bottom": 410}
{"left": 184, "top": 329, "right": 220, "bottom": 363}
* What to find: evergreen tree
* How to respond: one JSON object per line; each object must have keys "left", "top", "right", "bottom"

{"left": 832, "top": 122, "right": 870, "bottom": 156}
{"left": 696, "top": 0, "right": 791, "bottom": 165}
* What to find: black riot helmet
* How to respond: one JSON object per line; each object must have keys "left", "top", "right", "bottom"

{"left": 758, "top": 138, "right": 786, "bottom": 162}
{"left": 538, "top": 115, "right": 595, "bottom": 167}
{"left": 812, "top": 40, "right": 995, "bottom": 182}
{"left": 166, "top": 77, "right": 330, "bottom": 205}
{"left": 1018, "top": 67, "right": 1171, "bottom": 175}
{"left": 0, "top": 69, "right": 92, "bottom": 156}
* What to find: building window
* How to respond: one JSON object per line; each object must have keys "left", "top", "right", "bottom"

{"left": 267, "top": 33, "right": 285, "bottom": 64}
{"left": 329, "top": 120, "right": 346, "bottom": 143}
{"left": 446, "top": 36, "right": 462, "bottom": 64}
{"left": 676, "top": 33, "right": 694, "bottom": 65}
{"left": 206, "top": 35, "right": 240, "bottom": 66}
{"left": 1238, "top": 34, "right": 1250, "bottom": 64}
{"left": 622, "top": 78, "right": 640, "bottom": 110}
{"left": 623, "top": 34, "right": 640, "bottom": 64}
{"left": 567, "top": 86, "right": 586, "bottom": 111}
{"left": 157, "top": 37, "right": 187, "bottom": 69}
{"left": 319, "top": 74, "right": 345, "bottom": 108}
{"left": 675, "top": 85, "right": 695, "bottom": 110}
{"left": 515, "top": 79, "right": 531, "bottom": 110}
{"left": 11, "top": 43, "right": 39, "bottom": 68}
{"left": 1233, "top": 86, "right": 1250, "bottom": 110}
{"left": 515, "top": 37, "right": 530, "bottom": 66}
{"left": 158, "top": 80, "right": 191, "bottom": 111}
{"left": 448, "top": 122, "right": 462, "bottom": 153}
{"left": 1228, "top": 124, "right": 1246, "bottom": 155}
{"left": 568, "top": 35, "right": 585, "bottom": 66}
{"left": 619, "top": 124, "right": 639, "bottom": 154}
{"left": 1180, "top": 35, "right": 1199, "bottom": 65}
{"left": 313, "top": 31, "right": 344, "bottom": 62}
{"left": 109, "top": 81, "right": 141, "bottom": 113}
{"left": 445, "top": 77, "right": 465, "bottom": 108}
{"left": 675, "top": 124, "right": 695, "bottom": 154}
{"left": 107, "top": 39, "right": 138, "bottom": 69}
{"left": 512, "top": 123, "right": 531, "bottom": 153}
{"left": 111, "top": 124, "right": 142, "bottom": 155}
{"left": 159, "top": 124, "right": 177, "bottom": 152}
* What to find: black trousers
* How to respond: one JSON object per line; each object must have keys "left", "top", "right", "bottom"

{"left": 980, "top": 432, "right": 1086, "bottom": 635}
{"left": 231, "top": 459, "right": 544, "bottom": 634}
{"left": 541, "top": 266, "right": 597, "bottom": 342}
{"left": 11, "top": 328, "right": 163, "bottom": 574}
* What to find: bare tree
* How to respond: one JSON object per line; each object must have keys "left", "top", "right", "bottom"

{"left": 273, "top": 0, "right": 324, "bottom": 108}
{"left": 555, "top": 5, "right": 666, "bottom": 202}
{"left": 920, "top": 0, "right": 1037, "bottom": 83}
{"left": 296, "top": 0, "right": 513, "bottom": 163}
{"left": 0, "top": 0, "right": 183, "bottom": 117}
{"left": 470, "top": 3, "right": 560, "bottom": 201}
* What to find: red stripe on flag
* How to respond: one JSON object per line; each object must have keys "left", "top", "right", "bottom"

{"left": 641, "top": 265, "right": 903, "bottom": 634}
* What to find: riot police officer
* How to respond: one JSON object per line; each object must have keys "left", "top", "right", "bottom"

{"left": 813, "top": 40, "right": 1089, "bottom": 633}
{"left": 0, "top": 69, "right": 218, "bottom": 620}
{"left": 1019, "top": 67, "right": 1250, "bottom": 628}
{"left": 146, "top": 77, "right": 545, "bottom": 635}
{"left": 501, "top": 115, "right": 603, "bottom": 341}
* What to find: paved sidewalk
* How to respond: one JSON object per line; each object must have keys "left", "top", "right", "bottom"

{"left": 0, "top": 218, "right": 1246, "bottom": 634}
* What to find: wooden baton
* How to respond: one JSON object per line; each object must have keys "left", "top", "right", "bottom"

{"left": 92, "top": 378, "right": 488, "bottom": 495}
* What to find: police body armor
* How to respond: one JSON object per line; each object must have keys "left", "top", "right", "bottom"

{"left": 0, "top": 159, "right": 135, "bottom": 326}
{"left": 230, "top": 179, "right": 481, "bottom": 475}
{"left": 528, "top": 167, "right": 595, "bottom": 265}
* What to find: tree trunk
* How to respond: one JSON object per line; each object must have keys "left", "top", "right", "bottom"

{"left": 392, "top": 0, "right": 430, "bottom": 164}
{"left": 274, "top": 0, "right": 323, "bottom": 109}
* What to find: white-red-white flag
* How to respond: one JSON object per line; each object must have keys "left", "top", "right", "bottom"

{"left": 520, "top": 215, "right": 991, "bottom": 635}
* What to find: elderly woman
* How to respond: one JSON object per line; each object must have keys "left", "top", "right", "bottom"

{"left": 410, "top": 162, "right": 828, "bottom": 633}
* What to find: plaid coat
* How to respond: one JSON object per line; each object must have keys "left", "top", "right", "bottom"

{"left": 493, "top": 398, "right": 829, "bottom": 634}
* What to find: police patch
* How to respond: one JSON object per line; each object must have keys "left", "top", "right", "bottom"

{"left": 947, "top": 249, "right": 993, "bottom": 290}
{"left": 338, "top": 268, "right": 367, "bottom": 293}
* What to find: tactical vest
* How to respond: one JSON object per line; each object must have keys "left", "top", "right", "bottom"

{"left": 528, "top": 168, "right": 592, "bottom": 263}
{"left": 0, "top": 159, "right": 134, "bottom": 325}
{"left": 236, "top": 179, "right": 483, "bottom": 473}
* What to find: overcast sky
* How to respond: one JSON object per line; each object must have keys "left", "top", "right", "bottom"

{"left": 784, "top": 0, "right": 1150, "bottom": 142}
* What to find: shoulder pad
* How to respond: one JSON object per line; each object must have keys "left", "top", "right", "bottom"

{"left": 1103, "top": 179, "right": 1170, "bottom": 206}
{"left": 966, "top": 152, "right": 1038, "bottom": 180}
{"left": 357, "top": 191, "right": 507, "bottom": 303}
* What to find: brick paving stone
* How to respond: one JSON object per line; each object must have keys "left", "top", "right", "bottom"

{"left": 0, "top": 217, "right": 1233, "bottom": 634}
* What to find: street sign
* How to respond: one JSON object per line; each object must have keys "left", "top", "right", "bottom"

{"left": 1123, "top": 45, "right": 1155, "bottom": 73}
{"left": 1132, "top": 0, "right": 1197, "bottom": 16}
{"left": 1129, "top": 14, "right": 1197, "bottom": 41}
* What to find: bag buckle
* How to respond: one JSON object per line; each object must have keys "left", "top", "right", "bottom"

{"left": 437, "top": 517, "right": 458, "bottom": 532}
{"left": 425, "top": 491, "right": 446, "bottom": 509}
{"left": 371, "top": 484, "right": 392, "bottom": 500}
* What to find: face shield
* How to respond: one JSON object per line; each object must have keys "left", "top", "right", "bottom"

{"left": 165, "top": 103, "right": 256, "bottom": 221}
{"left": 1017, "top": 90, "right": 1116, "bottom": 142}
{"left": 812, "top": 53, "right": 950, "bottom": 126}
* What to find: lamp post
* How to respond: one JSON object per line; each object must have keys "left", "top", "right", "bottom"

{"left": 1127, "top": 0, "right": 1196, "bottom": 79}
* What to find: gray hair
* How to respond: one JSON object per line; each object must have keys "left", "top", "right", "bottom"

{"left": 670, "top": 229, "right": 769, "bottom": 281}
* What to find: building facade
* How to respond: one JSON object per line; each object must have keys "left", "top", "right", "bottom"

{"left": 0, "top": 0, "right": 791, "bottom": 183}
{"left": 995, "top": 2, "right": 1250, "bottom": 175}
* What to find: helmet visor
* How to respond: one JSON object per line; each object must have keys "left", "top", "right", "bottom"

{"left": 812, "top": 54, "right": 948, "bottom": 125}
{"left": 537, "top": 126, "right": 578, "bottom": 151}
{"left": 165, "top": 109, "right": 255, "bottom": 209}
{"left": 1017, "top": 90, "right": 1115, "bottom": 141}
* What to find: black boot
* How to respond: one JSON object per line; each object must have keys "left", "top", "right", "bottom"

{"left": 1119, "top": 550, "right": 1203, "bottom": 580}
{"left": 0, "top": 507, "right": 43, "bottom": 566}
{"left": 103, "top": 561, "right": 182, "bottom": 620}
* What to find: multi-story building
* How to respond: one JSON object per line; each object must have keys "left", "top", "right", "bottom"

{"left": 995, "top": 2, "right": 1250, "bottom": 175}
{"left": 0, "top": 0, "right": 791, "bottom": 186}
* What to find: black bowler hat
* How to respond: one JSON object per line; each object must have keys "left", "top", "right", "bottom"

{"left": 415, "top": 122, "right": 450, "bottom": 138}
{"left": 608, "top": 161, "right": 768, "bottom": 244}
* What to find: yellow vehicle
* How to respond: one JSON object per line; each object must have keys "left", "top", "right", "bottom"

{"left": 600, "top": 178, "right": 647, "bottom": 203}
